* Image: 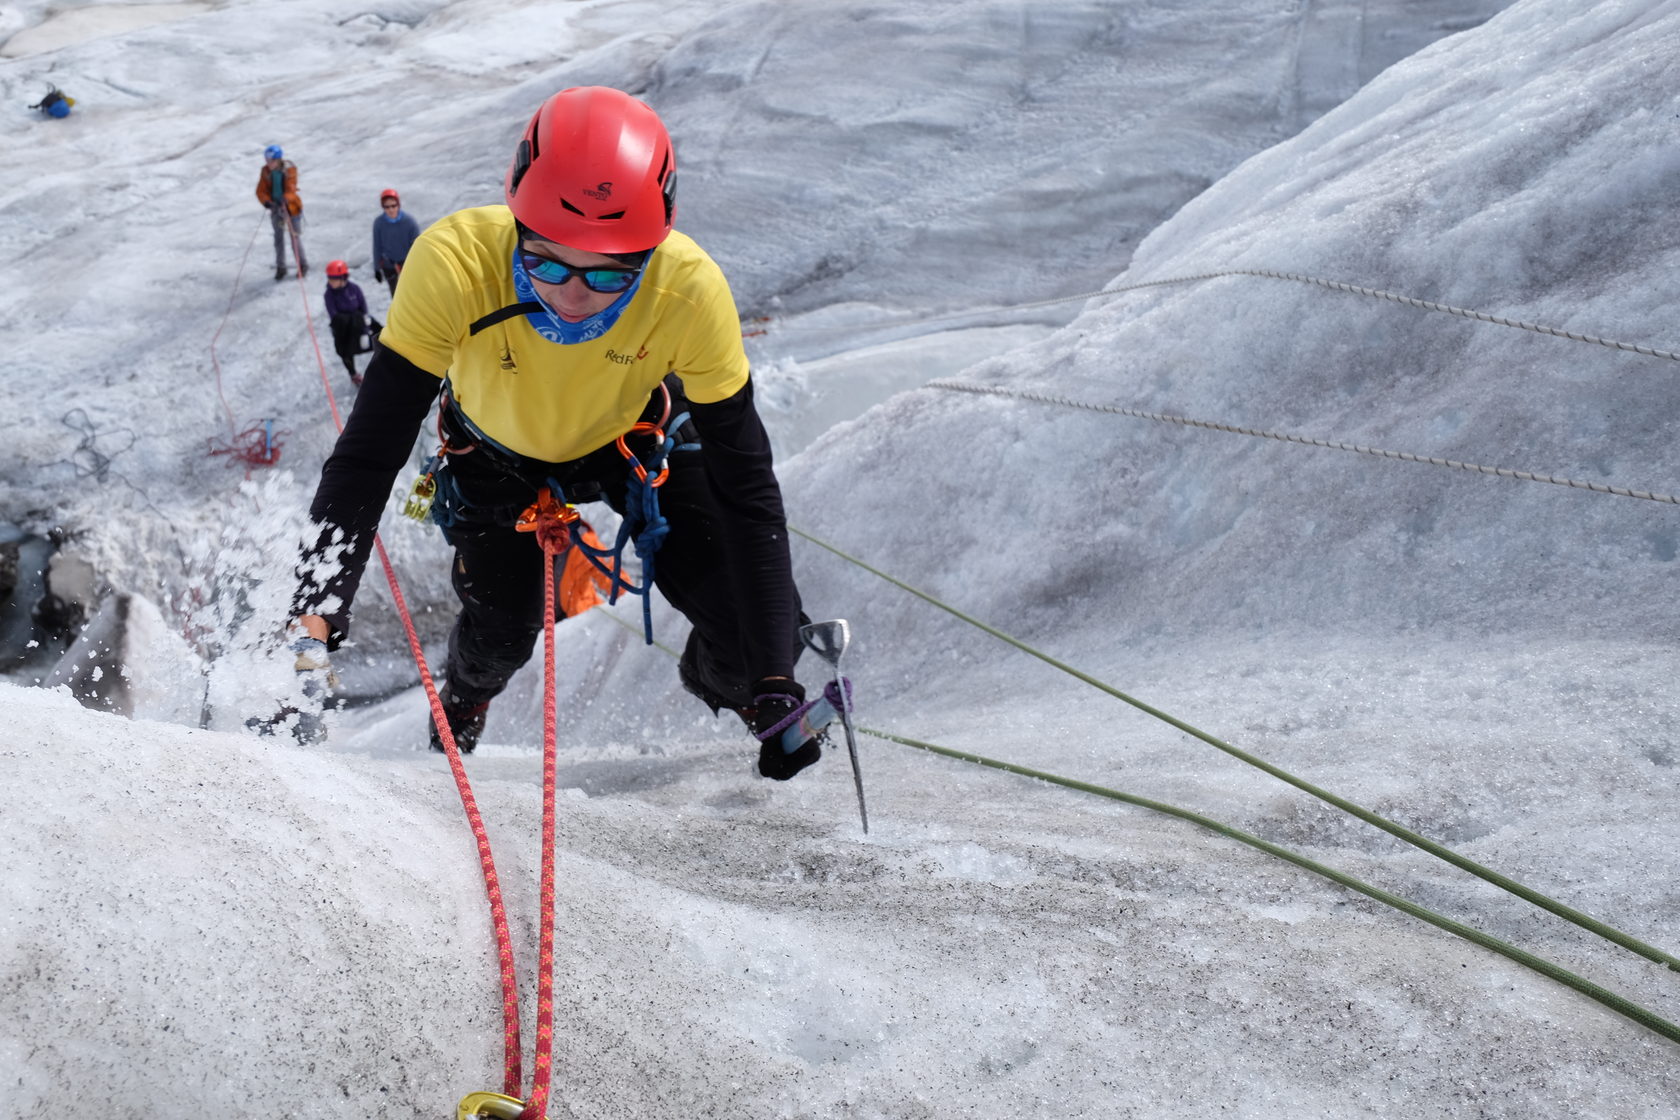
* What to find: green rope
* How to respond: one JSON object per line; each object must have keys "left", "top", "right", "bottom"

{"left": 864, "top": 725, "right": 1680, "bottom": 1047}
{"left": 597, "top": 588, "right": 1680, "bottom": 1045}
{"left": 789, "top": 524, "right": 1680, "bottom": 973}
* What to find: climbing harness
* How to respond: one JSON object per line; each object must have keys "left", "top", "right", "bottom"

{"left": 413, "top": 382, "right": 693, "bottom": 644}
{"left": 929, "top": 379, "right": 1680, "bottom": 506}
{"left": 401, "top": 400, "right": 478, "bottom": 525}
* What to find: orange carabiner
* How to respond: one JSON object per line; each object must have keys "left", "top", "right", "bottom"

{"left": 515, "top": 488, "right": 580, "bottom": 553}
{"left": 614, "top": 421, "right": 669, "bottom": 488}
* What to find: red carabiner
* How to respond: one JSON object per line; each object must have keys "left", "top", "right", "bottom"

{"left": 437, "top": 398, "right": 476, "bottom": 456}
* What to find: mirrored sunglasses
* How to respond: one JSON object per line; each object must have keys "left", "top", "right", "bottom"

{"left": 518, "top": 250, "right": 641, "bottom": 294}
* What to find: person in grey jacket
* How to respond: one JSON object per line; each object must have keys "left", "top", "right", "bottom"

{"left": 371, "top": 188, "right": 421, "bottom": 295}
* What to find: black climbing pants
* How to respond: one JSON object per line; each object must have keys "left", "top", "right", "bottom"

{"left": 329, "top": 313, "right": 366, "bottom": 377}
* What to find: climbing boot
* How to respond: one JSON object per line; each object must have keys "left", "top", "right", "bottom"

{"left": 429, "top": 686, "right": 490, "bottom": 754}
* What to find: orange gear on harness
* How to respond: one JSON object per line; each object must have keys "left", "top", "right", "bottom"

{"left": 513, "top": 488, "right": 612, "bottom": 618}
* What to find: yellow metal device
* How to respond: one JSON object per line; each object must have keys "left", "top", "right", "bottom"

{"left": 402, "top": 473, "right": 438, "bottom": 521}
{"left": 457, "top": 1090, "right": 539, "bottom": 1120}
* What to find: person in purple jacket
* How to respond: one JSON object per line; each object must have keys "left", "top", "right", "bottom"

{"left": 322, "top": 260, "right": 381, "bottom": 384}
{"left": 371, "top": 188, "right": 421, "bottom": 296}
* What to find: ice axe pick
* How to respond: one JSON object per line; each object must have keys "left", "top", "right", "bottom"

{"left": 800, "top": 618, "right": 868, "bottom": 834}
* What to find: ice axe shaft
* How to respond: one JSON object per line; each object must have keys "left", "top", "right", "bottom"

{"left": 800, "top": 618, "right": 868, "bottom": 834}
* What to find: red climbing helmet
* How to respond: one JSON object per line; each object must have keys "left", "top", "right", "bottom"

{"left": 325, "top": 259, "right": 350, "bottom": 278}
{"left": 380, "top": 188, "right": 400, "bottom": 204}
{"left": 504, "top": 86, "right": 676, "bottom": 255}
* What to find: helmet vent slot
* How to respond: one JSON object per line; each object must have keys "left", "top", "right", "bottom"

{"left": 510, "top": 139, "right": 534, "bottom": 194}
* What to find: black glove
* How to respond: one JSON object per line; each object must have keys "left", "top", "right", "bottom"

{"left": 751, "top": 677, "right": 822, "bottom": 781}
{"left": 373, "top": 267, "right": 385, "bottom": 282}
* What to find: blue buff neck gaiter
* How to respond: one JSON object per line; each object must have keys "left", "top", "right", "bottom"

{"left": 510, "top": 246, "right": 645, "bottom": 346}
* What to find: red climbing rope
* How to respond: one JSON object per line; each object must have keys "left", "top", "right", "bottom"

{"left": 209, "top": 216, "right": 262, "bottom": 434}
{"left": 372, "top": 472, "right": 573, "bottom": 1115}
{"left": 296, "top": 339, "right": 536, "bottom": 1107}
{"left": 289, "top": 238, "right": 560, "bottom": 1114}
{"left": 512, "top": 496, "right": 571, "bottom": 1119}
{"left": 373, "top": 534, "right": 531, "bottom": 1101}
{"left": 283, "top": 213, "right": 347, "bottom": 431}
{"left": 207, "top": 216, "right": 288, "bottom": 470}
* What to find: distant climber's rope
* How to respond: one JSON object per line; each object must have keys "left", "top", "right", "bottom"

{"left": 210, "top": 216, "right": 265, "bottom": 434}
{"left": 765, "top": 268, "right": 1680, "bottom": 363}
{"left": 206, "top": 216, "right": 283, "bottom": 470}
{"left": 928, "top": 380, "right": 1680, "bottom": 506}
{"left": 866, "top": 726, "right": 1680, "bottom": 1047}
{"left": 788, "top": 523, "right": 1680, "bottom": 975}
{"left": 283, "top": 213, "right": 347, "bottom": 431}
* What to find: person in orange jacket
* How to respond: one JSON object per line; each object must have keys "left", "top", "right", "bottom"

{"left": 256, "top": 144, "right": 309, "bottom": 281}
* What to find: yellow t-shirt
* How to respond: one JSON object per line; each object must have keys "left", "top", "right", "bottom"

{"left": 381, "top": 205, "right": 749, "bottom": 463}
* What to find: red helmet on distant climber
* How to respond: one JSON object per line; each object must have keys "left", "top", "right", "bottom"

{"left": 504, "top": 86, "right": 677, "bottom": 255}
{"left": 380, "top": 188, "right": 400, "bottom": 204}
{"left": 325, "top": 259, "right": 350, "bottom": 278}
